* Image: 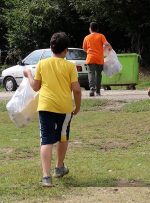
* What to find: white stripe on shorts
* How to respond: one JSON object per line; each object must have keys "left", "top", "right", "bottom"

{"left": 61, "top": 113, "right": 71, "bottom": 141}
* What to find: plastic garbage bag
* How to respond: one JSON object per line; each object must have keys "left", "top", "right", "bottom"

{"left": 103, "top": 49, "right": 122, "bottom": 77}
{"left": 6, "top": 77, "right": 38, "bottom": 128}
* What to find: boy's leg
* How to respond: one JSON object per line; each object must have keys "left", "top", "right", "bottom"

{"left": 54, "top": 141, "right": 69, "bottom": 177}
{"left": 95, "top": 65, "right": 103, "bottom": 95}
{"left": 87, "top": 64, "right": 96, "bottom": 96}
{"left": 53, "top": 113, "right": 71, "bottom": 177}
{"left": 39, "top": 111, "right": 58, "bottom": 185}
{"left": 40, "top": 144, "right": 53, "bottom": 177}
{"left": 56, "top": 141, "right": 68, "bottom": 168}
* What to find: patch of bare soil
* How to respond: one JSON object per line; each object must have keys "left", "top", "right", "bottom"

{"left": 0, "top": 148, "right": 14, "bottom": 154}
{"left": 100, "top": 141, "right": 134, "bottom": 151}
{"left": 116, "top": 180, "right": 150, "bottom": 187}
{"left": 49, "top": 187, "right": 150, "bottom": 203}
{"left": 102, "top": 100, "right": 127, "bottom": 111}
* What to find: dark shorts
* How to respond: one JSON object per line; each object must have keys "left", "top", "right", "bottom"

{"left": 39, "top": 111, "right": 72, "bottom": 145}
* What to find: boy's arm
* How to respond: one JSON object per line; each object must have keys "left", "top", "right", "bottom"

{"left": 82, "top": 38, "right": 87, "bottom": 52}
{"left": 23, "top": 69, "right": 41, "bottom": 92}
{"left": 71, "top": 81, "right": 81, "bottom": 115}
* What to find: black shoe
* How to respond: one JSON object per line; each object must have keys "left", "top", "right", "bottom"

{"left": 96, "top": 93, "right": 101, "bottom": 96}
{"left": 53, "top": 165, "right": 69, "bottom": 178}
{"left": 89, "top": 91, "right": 95, "bottom": 97}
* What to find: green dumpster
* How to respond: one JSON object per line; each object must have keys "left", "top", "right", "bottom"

{"left": 102, "top": 53, "right": 139, "bottom": 90}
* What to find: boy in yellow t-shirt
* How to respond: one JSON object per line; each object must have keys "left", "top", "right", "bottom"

{"left": 23, "top": 32, "right": 81, "bottom": 187}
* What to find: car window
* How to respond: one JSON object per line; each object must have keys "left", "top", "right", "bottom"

{"left": 23, "top": 50, "right": 43, "bottom": 65}
{"left": 41, "top": 50, "right": 52, "bottom": 59}
{"left": 66, "top": 49, "right": 86, "bottom": 60}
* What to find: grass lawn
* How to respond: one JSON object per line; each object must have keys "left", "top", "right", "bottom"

{"left": 0, "top": 99, "right": 150, "bottom": 202}
{"left": 0, "top": 85, "right": 4, "bottom": 92}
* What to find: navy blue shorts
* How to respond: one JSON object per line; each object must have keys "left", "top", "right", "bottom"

{"left": 39, "top": 111, "right": 72, "bottom": 145}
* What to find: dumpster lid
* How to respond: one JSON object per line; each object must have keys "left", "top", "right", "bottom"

{"left": 117, "top": 53, "right": 139, "bottom": 56}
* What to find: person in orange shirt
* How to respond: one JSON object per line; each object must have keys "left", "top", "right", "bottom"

{"left": 83, "top": 22, "right": 112, "bottom": 96}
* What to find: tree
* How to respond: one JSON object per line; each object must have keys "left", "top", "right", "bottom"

{"left": 0, "top": 0, "right": 9, "bottom": 64}
{"left": 5, "top": 0, "right": 58, "bottom": 55}
{"left": 70, "top": 0, "right": 150, "bottom": 65}
{"left": 3, "top": 0, "right": 150, "bottom": 66}
{"left": 4, "top": 0, "right": 85, "bottom": 55}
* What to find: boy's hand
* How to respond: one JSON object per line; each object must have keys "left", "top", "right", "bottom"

{"left": 23, "top": 69, "right": 32, "bottom": 78}
{"left": 72, "top": 107, "right": 80, "bottom": 115}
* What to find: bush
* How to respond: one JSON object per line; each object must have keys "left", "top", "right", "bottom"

{"left": 0, "top": 64, "right": 9, "bottom": 74}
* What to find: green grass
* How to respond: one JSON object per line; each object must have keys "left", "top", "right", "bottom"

{"left": 80, "top": 98, "right": 109, "bottom": 111}
{"left": 137, "top": 74, "right": 150, "bottom": 90}
{"left": 122, "top": 99, "right": 150, "bottom": 112}
{"left": 0, "top": 99, "right": 150, "bottom": 202}
{"left": 0, "top": 85, "right": 4, "bottom": 92}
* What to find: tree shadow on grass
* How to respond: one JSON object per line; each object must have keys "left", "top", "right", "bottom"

{"left": 61, "top": 177, "right": 150, "bottom": 188}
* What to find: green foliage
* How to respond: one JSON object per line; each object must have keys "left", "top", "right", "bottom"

{"left": 4, "top": 0, "right": 57, "bottom": 54}
{"left": 69, "top": 0, "right": 150, "bottom": 65}
{"left": 0, "top": 0, "right": 8, "bottom": 50}
{"left": 0, "top": 64, "right": 8, "bottom": 74}
{"left": 4, "top": 0, "right": 84, "bottom": 55}
{"left": 1, "top": 0, "right": 150, "bottom": 66}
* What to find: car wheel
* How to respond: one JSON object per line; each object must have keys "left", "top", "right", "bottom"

{"left": 103, "top": 85, "right": 111, "bottom": 90}
{"left": 4, "top": 77, "right": 17, "bottom": 91}
{"left": 126, "top": 85, "right": 136, "bottom": 90}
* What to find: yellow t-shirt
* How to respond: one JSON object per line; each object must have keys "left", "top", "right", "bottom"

{"left": 34, "top": 57, "right": 78, "bottom": 113}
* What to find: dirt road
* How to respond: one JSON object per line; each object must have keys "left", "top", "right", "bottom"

{"left": 0, "top": 90, "right": 149, "bottom": 101}
{"left": 82, "top": 89, "right": 149, "bottom": 101}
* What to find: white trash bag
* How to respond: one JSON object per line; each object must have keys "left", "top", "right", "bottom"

{"left": 6, "top": 77, "right": 38, "bottom": 128}
{"left": 103, "top": 49, "right": 122, "bottom": 77}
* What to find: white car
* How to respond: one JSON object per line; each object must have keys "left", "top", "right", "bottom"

{"left": 0, "top": 48, "right": 89, "bottom": 91}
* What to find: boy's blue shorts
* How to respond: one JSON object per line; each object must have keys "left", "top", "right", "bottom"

{"left": 39, "top": 111, "right": 72, "bottom": 145}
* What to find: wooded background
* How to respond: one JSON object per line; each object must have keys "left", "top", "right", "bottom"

{"left": 0, "top": 0, "right": 150, "bottom": 67}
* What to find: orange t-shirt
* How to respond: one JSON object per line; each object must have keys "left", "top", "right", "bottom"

{"left": 83, "top": 33, "right": 107, "bottom": 64}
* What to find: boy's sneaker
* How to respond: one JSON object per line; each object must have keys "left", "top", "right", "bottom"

{"left": 96, "top": 92, "right": 101, "bottom": 96}
{"left": 53, "top": 165, "right": 69, "bottom": 178}
{"left": 89, "top": 91, "right": 95, "bottom": 97}
{"left": 89, "top": 88, "right": 95, "bottom": 97}
{"left": 42, "top": 176, "right": 53, "bottom": 187}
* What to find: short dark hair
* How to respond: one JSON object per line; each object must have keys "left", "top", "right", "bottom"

{"left": 90, "top": 22, "right": 98, "bottom": 32}
{"left": 50, "top": 32, "right": 69, "bottom": 54}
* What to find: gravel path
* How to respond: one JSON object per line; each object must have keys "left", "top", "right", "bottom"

{"left": 0, "top": 90, "right": 149, "bottom": 101}
{"left": 82, "top": 89, "right": 149, "bottom": 101}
